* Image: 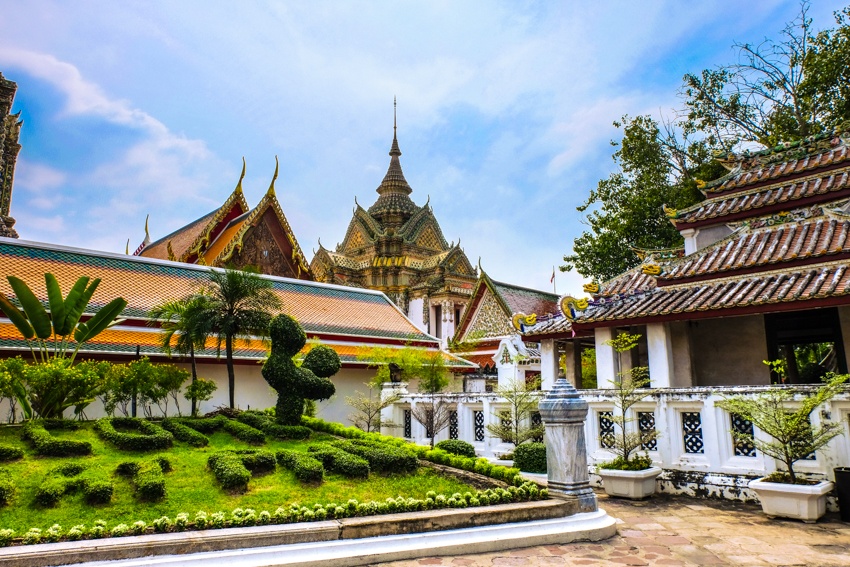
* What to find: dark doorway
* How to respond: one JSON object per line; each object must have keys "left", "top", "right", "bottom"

{"left": 765, "top": 308, "right": 847, "bottom": 384}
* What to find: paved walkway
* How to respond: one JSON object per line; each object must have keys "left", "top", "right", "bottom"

{"left": 376, "top": 492, "right": 850, "bottom": 566}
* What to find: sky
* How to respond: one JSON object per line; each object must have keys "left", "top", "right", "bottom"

{"left": 0, "top": 1, "right": 845, "bottom": 297}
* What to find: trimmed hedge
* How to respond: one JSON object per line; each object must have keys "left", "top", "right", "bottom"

{"left": 0, "top": 445, "right": 24, "bottom": 462}
{"left": 161, "top": 419, "right": 209, "bottom": 447}
{"left": 135, "top": 459, "right": 168, "bottom": 501}
{"left": 328, "top": 439, "right": 418, "bottom": 474}
{"left": 0, "top": 469, "right": 14, "bottom": 505}
{"left": 435, "top": 439, "right": 476, "bottom": 459}
{"left": 208, "top": 451, "right": 252, "bottom": 491}
{"left": 22, "top": 422, "right": 92, "bottom": 457}
{"left": 35, "top": 463, "right": 113, "bottom": 506}
{"left": 513, "top": 442, "right": 546, "bottom": 473}
{"left": 221, "top": 419, "right": 265, "bottom": 445}
{"left": 276, "top": 449, "right": 324, "bottom": 484}
{"left": 94, "top": 418, "right": 173, "bottom": 451}
{"left": 236, "top": 450, "right": 277, "bottom": 474}
{"left": 308, "top": 444, "right": 370, "bottom": 478}
{"left": 180, "top": 415, "right": 227, "bottom": 434}
{"left": 237, "top": 411, "right": 312, "bottom": 440}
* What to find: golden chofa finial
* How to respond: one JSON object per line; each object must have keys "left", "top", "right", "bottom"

{"left": 125, "top": 239, "right": 130, "bottom": 255}
{"left": 267, "top": 155, "right": 279, "bottom": 197}
{"left": 235, "top": 157, "right": 246, "bottom": 194}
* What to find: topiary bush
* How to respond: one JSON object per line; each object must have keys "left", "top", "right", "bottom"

{"left": 134, "top": 458, "right": 170, "bottom": 501}
{"left": 222, "top": 419, "right": 265, "bottom": 445}
{"left": 180, "top": 415, "right": 227, "bottom": 433}
{"left": 262, "top": 315, "right": 340, "bottom": 426}
{"left": 435, "top": 439, "right": 476, "bottom": 459}
{"left": 328, "top": 439, "right": 418, "bottom": 474}
{"left": 94, "top": 417, "right": 173, "bottom": 451}
{"left": 234, "top": 450, "right": 277, "bottom": 474}
{"left": 35, "top": 463, "right": 114, "bottom": 506}
{"left": 237, "top": 411, "right": 312, "bottom": 440}
{"left": 22, "top": 421, "right": 92, "bottom": 457}
{"left": 0, "top": 469, "right": 15, "bottom": 505}
{"left": 161, "top": 419, "right": 209, "bottom": 447}
{"left": 207, "top": 451, "right": 252, "bottom": 492}
{"left": 276, "top": 449, "right": 324, "bottom": 484}
{"left": 0, "top": 445, "right": 24, "bottom": 462}
{"left": 513, "top": 442, "right": 547, "bottom": 473}
{"left": 308, "top": 444, "right": 370, "bottom": 478}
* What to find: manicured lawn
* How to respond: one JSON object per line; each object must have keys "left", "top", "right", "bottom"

{"left": 0, "top": 422, "right": 475, "bottom": 533}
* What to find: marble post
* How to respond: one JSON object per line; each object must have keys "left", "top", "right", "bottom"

{"left": 380, "top": 382, "right": 408, "bottom": 436}
{"left": 538, "top": 378, "right": 597, "bottom": 513}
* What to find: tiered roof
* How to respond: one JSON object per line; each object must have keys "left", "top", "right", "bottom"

{"left": 523, "top": 129, "right": 850, "bottom": 337}
{"left": 0, "top": 238, "right": 475, "bottom": 368}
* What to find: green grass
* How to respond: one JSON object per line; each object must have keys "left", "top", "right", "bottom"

{"left": 0, "top": 423, "right": 475, "bottom": 533}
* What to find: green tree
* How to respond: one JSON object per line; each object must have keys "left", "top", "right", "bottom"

{"left": 485, "top": 378, "right": 544, "bottom": 447}
{"left": 562, "top": 115, "right": 718, "bottom": 281}
{"left": 683, "top": 2, "right": 850, "bottom": 148}
{"left": 346, "top": 383, "right": 402, "bottom": 433}
{"left": 184, "top": 378, "right": 217, "bottom": 417}
{"left": 149, "top": 295, "right": 213, "bottom": 416}
{"left": 357, "top": 345, "right": 452, "bottom": 447}
{"left": 194, "top": 268, "right": 281, "bottom": 408}
{"left": 0, "top": 274, "right": 127, "bottom": 364}
{"left": 717, "top": 372, "right": 847, "bottom": 483}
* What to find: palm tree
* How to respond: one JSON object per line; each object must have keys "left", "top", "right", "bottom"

{"left": 148, "top": 295, "right": 212, "bottom": 416}
{"left": 197, "top": 267, "right": 281, "bottom": 408}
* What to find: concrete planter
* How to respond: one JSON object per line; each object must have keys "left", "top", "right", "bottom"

{"left": 597, "top": 466, "right": 662, "bottom": 499}
{"left": 748, "top": 477, "right": 833, "bottom": 522}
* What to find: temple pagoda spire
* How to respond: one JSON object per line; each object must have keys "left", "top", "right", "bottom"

{"left": 368, "top": 99, "right": 417, "bottom": 223}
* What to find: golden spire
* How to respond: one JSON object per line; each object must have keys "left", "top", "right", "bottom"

{"left": 125, "top": 239, "right": 129, "bottom": 255}
{"left": 235, "top": 157, "right": 246, "bottom": 194}
{"left": 267, "top": 155, "right": 279, "bottom": 197}
{"left": 142, "top": 214, "right": 151, "bottom": 247}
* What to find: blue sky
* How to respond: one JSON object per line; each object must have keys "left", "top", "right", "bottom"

{"left": 0, "top": 1, "right": 844, "bottom": 296}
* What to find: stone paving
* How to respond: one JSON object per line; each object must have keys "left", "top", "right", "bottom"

{"left": 376, "top": 492, "right": 850, "bottom": 567}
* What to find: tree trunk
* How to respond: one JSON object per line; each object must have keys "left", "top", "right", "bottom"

{"left": 189, "top": 343, "right": 198, "bottom": 416}
{"left": 226, "top": 334, "right": 235, "bottom": 409}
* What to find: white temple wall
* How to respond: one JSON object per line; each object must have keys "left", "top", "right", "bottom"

{"left": 688, "top": 315, "right": 770, "bottom": 386}
{"left": 407, "top": 297, "right": 426, "bottom": 332}
{"left": 670, "top": 321, "right": 695, "bottom": 387}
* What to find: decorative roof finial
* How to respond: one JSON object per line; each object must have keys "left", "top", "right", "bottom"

{"left": 390, "top": 97, "right": 401, "bottom": 157}
{"left": 125, "top": 239, "right": 130, "bottom": 255}
{"left": 235, "top": 157, "right": 246, "bottom": 194}
{"left": 267, "top": 155, "right": 279, "bottom": 196}
{"left": 143, "top": 214, "right": 151, "bottom": 247}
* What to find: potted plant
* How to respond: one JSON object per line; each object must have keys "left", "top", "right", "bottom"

{"left": 717, "top": 367, "right": 848, "bottom": 522}
{"left": 596, "top": 332, "right": 662, "bottom": 499}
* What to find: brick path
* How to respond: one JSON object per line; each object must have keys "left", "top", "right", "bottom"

{"left": 376, "top": 492, "right": 850, "bottom": 566}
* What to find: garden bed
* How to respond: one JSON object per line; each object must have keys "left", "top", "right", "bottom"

{"left": 0, "top": 417, "right": 546, "bottom": 546}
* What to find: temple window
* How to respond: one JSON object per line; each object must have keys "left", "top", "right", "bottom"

{"left": 764, "top": 308, "right": 847, "bottom": 384}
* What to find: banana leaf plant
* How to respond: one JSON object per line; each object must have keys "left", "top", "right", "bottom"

{"left": 0, "top": 273, "right": 128, "bottom": 364}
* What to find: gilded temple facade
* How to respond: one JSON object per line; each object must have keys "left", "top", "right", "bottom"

{"left": 139, "top": 159, "right": 313, "bottom": 280}
{"left": 0, "top": 73, "right": 22, "bottom": 239}
{"left": 310, "top": 113, "right": 477, "bottom": 341}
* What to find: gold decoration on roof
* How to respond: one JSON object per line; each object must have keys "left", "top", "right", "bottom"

{"left": 583, "top": 282, "right": 600, "bottom": 294}
{"left": 641, "top": 263, "right": 661, "bottom": 276}
{"left": 662, "top": 204, "right": 679, "bottom": 219}
{"left": 511, "top": 312, "right": 537, "bottom": 331}
{"left": 166, "top": 241, "right": 176, "bottom": 262}
{"left": 559, "top": 296, "right": 588, "bottom": 321}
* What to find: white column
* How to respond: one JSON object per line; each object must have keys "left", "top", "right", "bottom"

{"left": 595, "top": 327, "right": 618, "bottom": 389}
{"left": 380, "top": 382, "right": 407, "bottom": 437}
{"left": 540, "top": 338, "right": 559, "bottom": 391}
{"left": 497, "top": 361, "right": 515, "bottom": 389}
{"left": 482, "top": 397, "right": 495, "bottom": 457}
{"left": 647, "top": 322, "right": 675, "bottom": 388}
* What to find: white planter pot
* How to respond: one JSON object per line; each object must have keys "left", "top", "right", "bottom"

{"left": 748, "top": 478, "right": 834, "bottom": 522}
{"left": 598, "top": 466, "right": 662, "bottom": 499}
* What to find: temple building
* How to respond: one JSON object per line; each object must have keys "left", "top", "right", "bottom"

{"left": 310, "top": 107, "right": 477, "bottom": 342}
{"left": 139, "top": 158, "right": 313, "bottom": 280}
{"left": 0, "top": 72, "right": 22, "bottom": 239}
{"left": 451, "top": 268, "right": 559, "bottom": 392}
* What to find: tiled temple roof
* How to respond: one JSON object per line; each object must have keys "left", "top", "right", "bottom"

{"left": 661, "top": 207, "right": 850, "bottom": 284}
{"left": 673, "top": 167, "right": 850, "bottom": 227}
{"left": 0, "top": 238, "right": 448, "bottom": 343}
{"left": 492, "top": 280, "right": 559, "bottom": 317}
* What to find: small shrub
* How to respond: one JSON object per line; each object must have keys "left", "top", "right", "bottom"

{"left": 111, "top": 524, "right": 129, "bottom": 537}
{"left": 94, "top": 418, "right": 173, "bottom": 451}
{"left": 0, "top": 469, "right": 15, "bottom": 505}
{"left": 0, "top": 445, "right": 24, "bottom": 462}
{"left": 131, "top": 521, "right": 146, "bottom": 535}
{"left": 22, "top": 528, "right": 42, "bottom": 545}
{"left": 82, "top": 478, "right": 114, "bottom": 504}
{"left": 152, "top": 516, "right": 172, "bottom": 533}
{"left": 67, "top": 525, "right": 85, "bottom": 541}
{"left": 36, "top": 463, "right": 111, "bottom": 507}
{"left": 0, "top": 528, "right": 14, "bottom": 547}
{"left": 135, "top": 459, "right": 167, "bottom": 501}
{"left": 174, "top": 513, "right": 189, "bottom": 531}
{"left": 116, "top": 462, "right": 141, "bottom": 477}
{"left": 435, "top": 439, "right": 476, "bottom": 458}
{"left": 328, "top": 439, "right": 417, "bottom": 474}
{"left": 222, "top": 419, "right": 265, "bottom": 445}
{"left": 208, "top": 451, "right": 252, "bottom": 491}
{"left": 22, "top": 421, "right": 92, "bottom": 457}
{"left": 237, "top": 450, "right": 277, "bottom": 474}
{"left": 308, "top": 444, "right": 370, "bottom": 478}
{"left": 276, "top": 449, "right": 324, "bottom": 484}
{"left": 513, "top": 442, "right": 547, "bottom": 473}
{"left": 88, "top": 520, "right": 108, "bottom": 539}
{"left": 161, "top": 419, "right": 209, "bottom": 447}
{"left": 180, "top": 415, "right": 227, "bottom": 433}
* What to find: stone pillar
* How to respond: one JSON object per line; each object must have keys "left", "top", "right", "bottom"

{"left": 562, "top": 340, "right": 583, "bottom": 389}
{"left": 540, "top": 338, "right": 559, "bottom": 391}
{"left": 595, "top": 327, "right": 617, "bottom": 389}
{"left": 647, "top": 322, "right": 674, "bottom": 388}
{"left": 538, "top": 378, "right": 597, "bottom": 513}
{"left": 380, "top": 382, "right": 408, "bottom": 436}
